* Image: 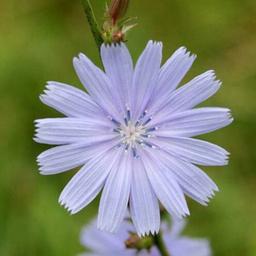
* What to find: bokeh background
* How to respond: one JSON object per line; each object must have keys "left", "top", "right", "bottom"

{"left": 0, "top": 0, "right": 256, "bottom": 255}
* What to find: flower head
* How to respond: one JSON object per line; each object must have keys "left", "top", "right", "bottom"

{"left": 79, "top": 218, "right": 211, "bottom": 256}
{"left": 35, "top": 41, "right": 233, "bottom": 236}
{"left": 103, "top": 0, "right": 135, "bottom": 43}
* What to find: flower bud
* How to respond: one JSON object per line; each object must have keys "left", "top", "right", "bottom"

{"left": 125, "top": 233, "right": 154, "bottom": 250}
{"left": 108, "top": 0, "right": 129, "bottom": 24}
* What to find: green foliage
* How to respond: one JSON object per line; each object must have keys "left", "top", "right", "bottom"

{"left": 0, "top": 0, "right": 256, "bottom": 255}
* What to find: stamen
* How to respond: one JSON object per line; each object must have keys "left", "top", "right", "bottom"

{"left": 137, "top": 140, "right": 144, "bottom": 146}
{"left": 135, "top": 110, "right": 148, "bottom": 126}
{"left": 108, "top": 116, "right": 121, "bottom": 126}
{"left": 141, "top": 134, "right": 151, "bottom": 138}
{"left": 142, "top": 116, "right": 152, "bottom": 126}
{"left": 116, "top": 143, "right": 122, "bottom": 149}
{"left": 146, "top": 127, "right": 158, "bottom": 132}
{"left": 143, "top": 141, "right": 157, "bottom": 149}
{"left": 140, "top": 110, "right": 148, "bottom": 118}
{"left": 124, "top": 117, "right": 128, "bottom": 126}
{"left": 126, "top": 106, "right": 131, "bottom": 121}
{"left": 132, "top": 147, "right": 137, "bottom": 158}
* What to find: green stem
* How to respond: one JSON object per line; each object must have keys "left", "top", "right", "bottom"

{"left": 153, "top": 232, "right": 170, "bottom": 256}
{"left": 81, "top": 0, "right": 103, "bottom": 50}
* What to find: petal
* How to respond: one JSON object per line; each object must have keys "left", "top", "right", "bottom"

{"left": 59, "top": 149, "right": 120, "bottom": 214}
{"left": 98, "top": 151, "right": 133, "bottom": 232}
{"left": 150, "top": 136, "right": 229, "bottom": 166}
{"left": 37, "top": 139, "right": 118, "bottom": 175}
{"left": 168, "top": 238, "right": 211, "bottom": 256}
{"left": 40, "top": 81, "right": 101, "bottom": 117}
{"left": 73, "top": 53, "right": 122, "bottom": 121}
{"left": 150, "top": 107, "right": 233, "bottom": 137}
{"left": 157, "top": 152, "right": 218, "bottom": 205}
{"left": 169, "top": 219, "right": 186, "bottom": 237}
{"left": 150, "top": 47, "right": 196, "bottom": 113}
{"left": 130, "top": 158, "right": 160, "bottom": 236}
{"left": 80, "top": 220, "right": 130, "bottom": 253}
{"left": 34, "top": 117, "right": 114, "bottom": 145}
{"left": 159, "top": 47, "right": 196, "bottom": 94}
{"left": 141, "top": 149, "right": 189, "bottom": 219}
{"left": 147, "top": 247, "right": 161, "bottom": 256}
{"left": 131, "top": 41, "right": 162, "bottom": 120}
{"left": 101, "top": 43, "right": 133, "bottom": 112}
{"left": 158, "top": 70, "right": 221, "bottom": 115}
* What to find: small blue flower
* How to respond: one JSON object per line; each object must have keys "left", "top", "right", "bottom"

{"left": 35, "top": 41, "right": 233, "bottom": 235}
{"left": 79, "top": 218, "right": 211, "bottom": 256}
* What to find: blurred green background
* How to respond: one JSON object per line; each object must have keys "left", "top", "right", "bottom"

{"left": 0, "top": 0, "right": 256, "bottom": 255}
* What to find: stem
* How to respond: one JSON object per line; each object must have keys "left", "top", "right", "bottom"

{"left": 153, "top": 232, "right": 170, "bottom": 256}
{"left": 81, "top": 0, "right": 103, "bottom": 50}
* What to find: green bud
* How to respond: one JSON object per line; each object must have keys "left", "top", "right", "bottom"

{"left": 125, "top": 233, "right": 154, "bottom": 251}
{"left": 108, "top": 0, "right": 130, "bottom": 24}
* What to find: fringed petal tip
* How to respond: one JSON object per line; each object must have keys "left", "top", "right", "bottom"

{"left": 58, "top": 195, "right": 79, "bottom": 215}
{"left": 100, "top": 41, "right": 127, "bottom": 49}
{"left": 167, "top": 203, "right": 190, "bottom": 221}
{"left": 73, "top": 55, "right": 85, "bottom": 70}
{"left": 75, "top": 53, "right": 93, "bottom": 65}
{"left": 39, "top": 81, "right": 67, "bottom": 100}
{"left": 130, "top": 219, "right": 161, "bottom": 237}
{"left": 137, "top": 227, "right": 160, "bottom": 238}
{"left": 33, "top": 119, "right": 40, "bottom": 125}
{"left": 33, "top": 136, "right": 39, "bottom": 143}
{"left": 72, "top": 56, "right": 79, "bottom": 67}
{"left": 147, "top": 40, "right": 163, "bottom": 47}
{"left": 174, "top": 46, "right": 197, "bottom": 60}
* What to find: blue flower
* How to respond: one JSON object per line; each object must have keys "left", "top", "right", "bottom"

{"left": 79, "top": 218, "right": 211, "bottom": 256}
{"left": 35, "top": 41, "right": 233, "bottom": 235}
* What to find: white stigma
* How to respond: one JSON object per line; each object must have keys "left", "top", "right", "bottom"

{"left": 120, "top": 121, "right": 145, "bottom": 147}
{"left": 110, "top": 108, "right": 157, "bottom": 157}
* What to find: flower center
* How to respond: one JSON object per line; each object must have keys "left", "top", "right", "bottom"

{"left": 120, "top": 121, "right": 145, "bottom": 147}
{"left": 109, "top": 107, "right": 159, "bottom": 158}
